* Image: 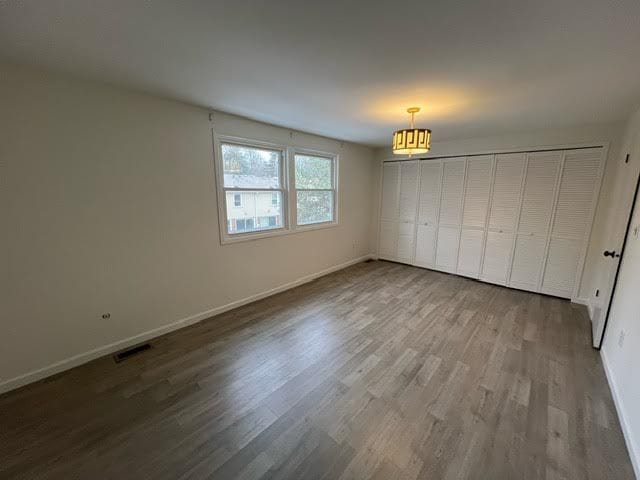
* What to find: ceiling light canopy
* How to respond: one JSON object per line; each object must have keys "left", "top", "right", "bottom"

{"left": 392, "top": 107, "right": 431, "bottom": 156}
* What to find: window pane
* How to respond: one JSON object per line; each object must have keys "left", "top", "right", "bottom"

{"left": 222, "top": 143, "right": 281, "bottom": 188}
{"left": 226, "top": 191, "right": 283, "bottom": 234}
{"left": 295, "top": 154, "right": 332, "bottom": 189}
{"left": 297, "top": 190, "right": 333, "bottom": 225}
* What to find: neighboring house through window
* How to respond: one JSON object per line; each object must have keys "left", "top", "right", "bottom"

{"left": 215, "top": 136, "right": 338, "bottom": 243}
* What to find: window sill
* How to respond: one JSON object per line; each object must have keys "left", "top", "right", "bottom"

{"left": 220, "top": 222, "right": 339, "bottom": 245}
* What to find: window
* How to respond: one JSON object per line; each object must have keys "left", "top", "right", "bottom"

{"left": 220, "top": 142, "right": 284, "bottom": 236}
{"left": 294, "top": 154, "right": 336, "bottom": 225}
{"left": 215, "top": 135, "right": 338, "bottom": 243}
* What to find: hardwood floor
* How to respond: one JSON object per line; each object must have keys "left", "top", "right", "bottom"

{"left": 0, "top": 261, "right": 634, "bottom": 479}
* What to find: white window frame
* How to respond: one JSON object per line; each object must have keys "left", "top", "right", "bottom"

{"left": 213, "top": 133, "right": 339, "bottom": 244}
{"left": 292, "top": 149, "right": 339, "bottom": 230}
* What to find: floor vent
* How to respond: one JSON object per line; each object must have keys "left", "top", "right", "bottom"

{"left": 364, "top": 258, "right": 376, "bottom": 263}
{"left": 113, "top": 343, "right": 151, "bottom": 363}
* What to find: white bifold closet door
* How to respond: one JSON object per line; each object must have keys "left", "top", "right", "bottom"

{"left": 457, "top": 155, "right": 493, "bottom": 278}
{"left": 378, "top": 161, "right": 419, "bottom": 263}
{"left": 509, "top": 151, "right": 562, "bottom": 291}
{"left": 480, "top": 153, "right": 526, "bottom": 285}
{"left": 397, "top": 161, "right": 419, "bottom": 263}
{"left": 541, "top": 148, "right": 603, "bottom": 297}
{"left": 414, "top": 160, "right": 442, "bottom": 268}
{"left": 435, "top": 158, "right": 465, "bottom": 273}
{"left": 378, "top": 162, "right": 400, "bottom": 259}
{"left": 378, "top": 146, "right": 603, "bottom": 300}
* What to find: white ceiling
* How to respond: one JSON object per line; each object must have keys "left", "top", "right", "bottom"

{"left": 1, "top": 0, "right": 640, "bottom": 146}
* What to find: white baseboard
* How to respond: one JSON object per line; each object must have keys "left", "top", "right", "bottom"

{"left": 0, "top": 254, "right": 375, "bottom": 395}
{"left": 601, "top": 349, "right": 640, "bottom": 478}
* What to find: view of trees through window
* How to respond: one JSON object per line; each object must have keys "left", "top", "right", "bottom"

{"left": 222, "top": 144, "right": 280, "bottom": 188}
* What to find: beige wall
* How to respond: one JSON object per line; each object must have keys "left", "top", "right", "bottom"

{"left": 372, "top": 122, "right": 627, "bottom": 303}
{"left": 0, "top": 64, "right": 376, "bottom": 392}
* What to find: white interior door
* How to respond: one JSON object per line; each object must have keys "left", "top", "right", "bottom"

{"left": 415, "top": 224, "right": 438, "bottom": 267}
{"left": 487, "top": 153, "right": 526, "bottom": 233}
{"left": 481, "top": 153, "right": 526, "bottom": 284}
{"left": 509, "top": 151, "right": 562, "bottom": 290}
{"left": 380, "top": 162, "right": 400, "bottom": 221}
{"left": 397, "top": 222, "right": 416, "bottom": 262}
{"left": 436, "top": 226, "right": 461, "bottom": 273}
{"left": 541, "top": 148, "right": 603, "bottom": 298}
{"left": 509, "top": 235, "right": 548, "bottom": 290}
{"left": 379, "top": 220, "right": 398, "bottom": 258}
{"left": 396, "top": 161, "right": 419, "bottom": 263}
{"left": 457, "top": 228, "right": 485, "bottom": 277}
{"left": 435, "top": 158, "right": 465, "bottom": 272}
{"left": 399, "top": 161, "right": 419, "bottom": 222}
{"left": 415, "top": 160, "right": 442, "bottom": 267}
{"left": 481, "top": 230, "right": 515, "bottom": 285}
{"left": 458, "top": 155, "right": 493, "bottom": 277}
{"left": 378, "top": 162, "right": 400, "bottom": 260}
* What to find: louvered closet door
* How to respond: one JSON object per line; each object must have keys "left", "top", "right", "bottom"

{"left": 457, "top": 155, "right": 493, "bottom": 277}
{"left": 541, "top": 148, "right": 603, "bottom": 298}
{"left": 481, "top": 153, "right": 525, "bottom": 285}
{"left": 396, "top": 161, "right": 419, "bottom": 263}
{"left": 510, "top": 151, "right": 562, "bottom": 291}
{"left": 380, "top": 163, "right": 400, "bottom": 221}
{"left": 435, "top": 158, "right": 465, "bottom": 272}
{"left": 379, "top": 163, "right": 400, "bottom": 260}
{"left": 415, "top": 161, "right": 442, "bottom": 267}
{"left": 482, "top": 230, "right": 514, "bottom": 284}
{"left": 379, "top": 220, "right": 398, "bottom": 258}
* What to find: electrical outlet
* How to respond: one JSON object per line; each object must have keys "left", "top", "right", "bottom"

{"left": 618, "top": 330, "right": 625, "bottom": 348}
{"left": 595, "top": 289, "right": 600, "bottom": 297}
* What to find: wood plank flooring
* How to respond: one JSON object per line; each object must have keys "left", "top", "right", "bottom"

{"left": 0, "top": 261, "right": 635, "bottom": 479}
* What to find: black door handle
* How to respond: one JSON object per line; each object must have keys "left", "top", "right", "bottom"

{"left": 604, "top": 250, "right": 620, "bottom": 258}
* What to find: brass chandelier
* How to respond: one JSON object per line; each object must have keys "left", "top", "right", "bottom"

{"left": 392, "top": 107, "right": 431, "bottom": 156}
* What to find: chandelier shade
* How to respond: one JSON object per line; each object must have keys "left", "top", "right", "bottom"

{"left": 392, "top": 107, "right": 431, "bottom": 155}
{"left": 392, "top": 128, "right": 431, "bottom": 155}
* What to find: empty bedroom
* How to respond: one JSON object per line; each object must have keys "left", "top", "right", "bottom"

{"left": 2, "top": 1, "right": 640, "bottom": 479}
